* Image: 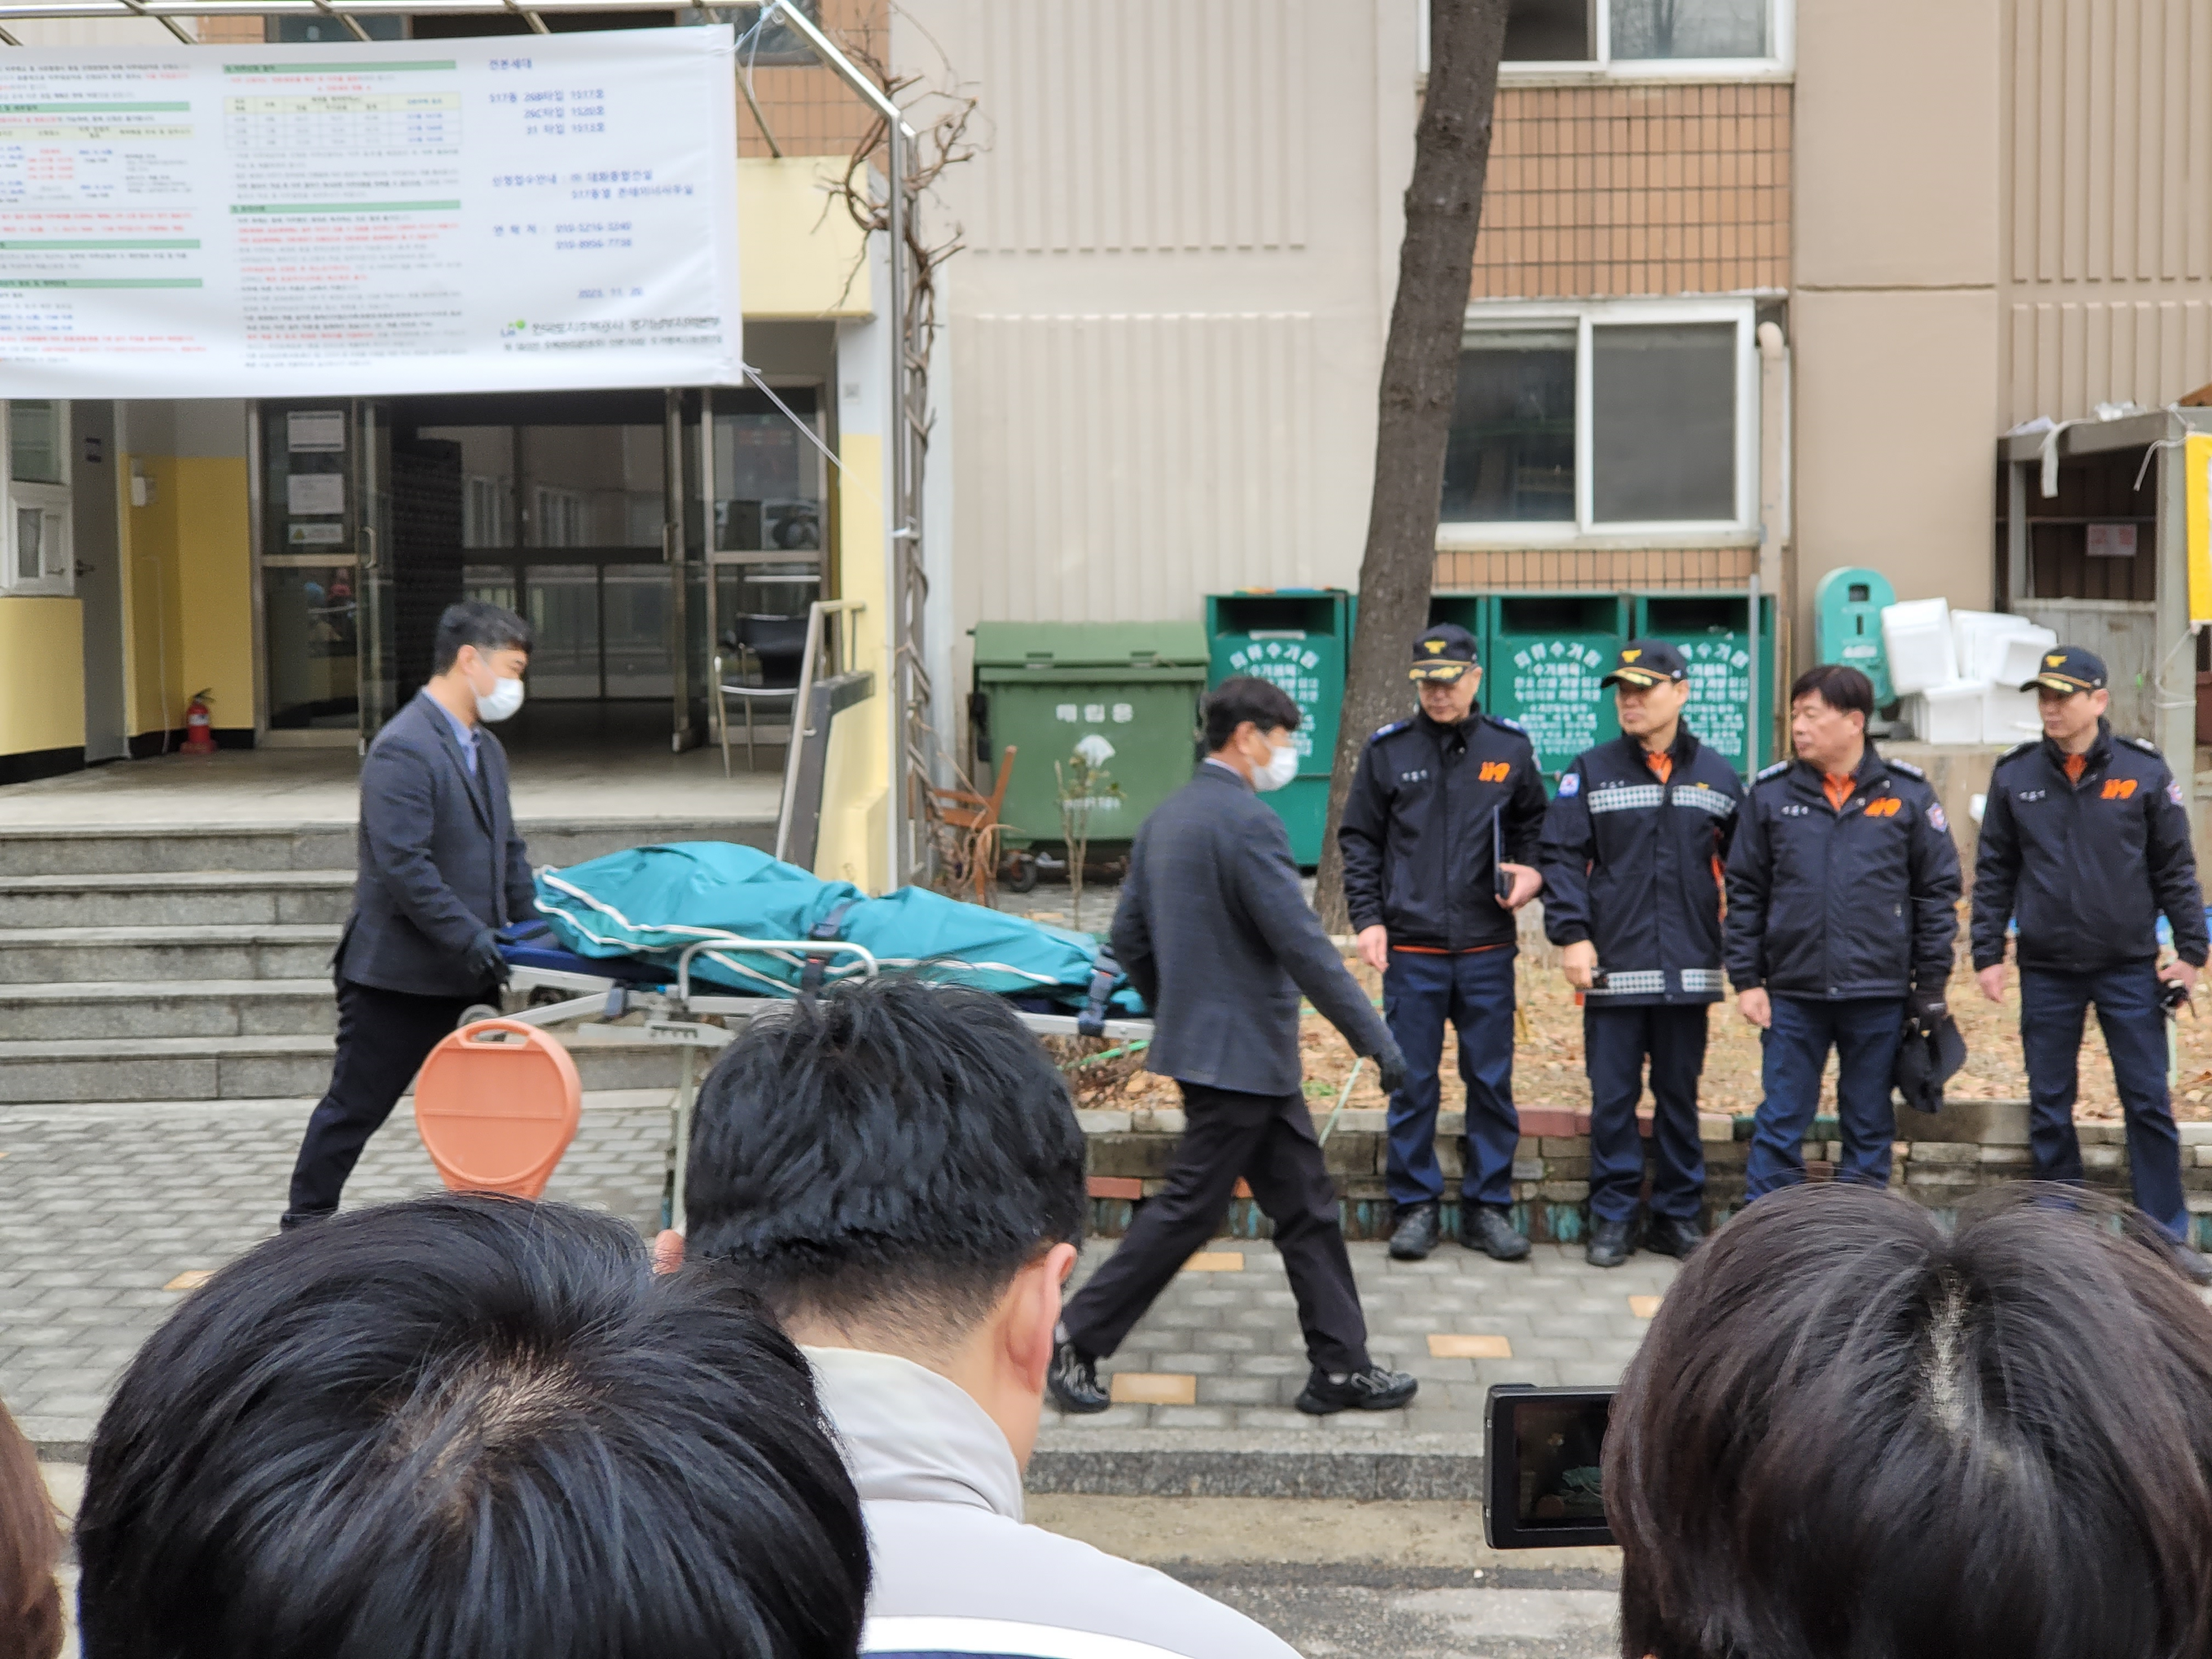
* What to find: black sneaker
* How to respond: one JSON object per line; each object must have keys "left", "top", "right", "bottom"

{"left": 1460, "top": 1202, "right": 1532, "bottom": 1261}
{"left": 1388, "top": 1201, "right": 1441, "bottom": 1261}
{"left": 1584, "top": 1217, "right": 1632, "bottom": 1269}
{"left": 1296, "top": 1364, "right": 1419, "bottom": 1415}
{"left": 1047, "top": 1338, "right": 1111, "bottom": 1414}
{"left": 1642, "top": 1214, "right": 1706, "bottom": 1260}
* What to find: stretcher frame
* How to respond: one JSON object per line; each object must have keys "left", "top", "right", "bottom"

{"left": 481, "top": 932, "right": 1153, "bottom": 1230}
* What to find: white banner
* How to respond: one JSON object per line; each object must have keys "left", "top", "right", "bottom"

{"left": 0, "top": 27, "right": 741, "bottom": 397}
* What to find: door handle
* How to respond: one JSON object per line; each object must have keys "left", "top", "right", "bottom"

{"left": 74, "top": 561, "right": 94, "bottom": 577}
{"left": 359, "top": 525, "right": 377, "bottom": 571}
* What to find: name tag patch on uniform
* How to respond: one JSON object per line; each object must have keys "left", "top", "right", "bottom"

{"left": 1864, "top": 797, "right": 1903, "bottom": 818}
{"left": 1478, "top": 761, "right": 1510, "bottom": 782}
{"left": 1558, "top": 773, "right": 1580, "bottom": 796}
{"left": 2102, "top": 778, "right": 2138, "bottom": 800}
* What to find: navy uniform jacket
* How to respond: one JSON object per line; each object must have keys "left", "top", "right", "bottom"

{"left": 1338, "top": 712, "right": 1549, "bottom": 952}
{"left": 1539, "top": 727, "right": 1743, "bottom": 1005}
{"left": 1111, "top": 761, "right": 1392, "bottom": 1095}
{"left": 335, "top": 691, "right": 538, "bottom": 998}
{"left": 1970, "top": 719, "right": 2208, "bottom": 974}
{"left": 1723, "top": 744, "right": 1960, "bottom": 1001}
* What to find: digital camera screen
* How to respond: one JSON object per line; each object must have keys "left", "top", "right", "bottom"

{"left": 1514, "top": 1396, "right": 1610, "bottom": 1527}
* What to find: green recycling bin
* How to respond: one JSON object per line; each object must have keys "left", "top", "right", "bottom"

{"left": 971, "top": 621, "right": 1209, "bottom": 853}
{"left": 1483, "top": 594, "right": 1630, "bottom": 777}
{"left": 1634, "top": 592, "right": 1778, "bottom": 776}
{"left": 1205, "top": 589, "right": 1350, "bottom": 866}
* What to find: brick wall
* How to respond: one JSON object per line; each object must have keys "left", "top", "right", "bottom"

{"left": 1079, "top": 1099, "right": 2212, "bottom": 1246}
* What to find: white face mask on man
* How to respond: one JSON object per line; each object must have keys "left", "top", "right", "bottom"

{"left": 1254, "top": 740, "right": 1300, "bottom": 792}
{"left": 475, "top": 674, "right": 525, "bottom": 723}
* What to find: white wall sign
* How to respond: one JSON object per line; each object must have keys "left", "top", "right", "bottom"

{"left": 0, "top": 27, "right": 740, "bottom": 397}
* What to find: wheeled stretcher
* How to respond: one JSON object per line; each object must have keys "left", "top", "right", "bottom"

{"left": 474, "top": 917, "right": 1152, "bottom": 1230}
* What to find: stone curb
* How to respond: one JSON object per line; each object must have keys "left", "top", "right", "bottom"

{"left": 1027, "top": 1430, "right": 1484, "bottom": 1502}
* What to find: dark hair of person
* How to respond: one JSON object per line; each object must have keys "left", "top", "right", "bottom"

{"left": 431, "top": 599, "right": 534, "bottom": 675}
{"left": 1202, "top": 675, "right": 1302, "bottom": 752}
{"left": 1606, "top": 1183, "right": 2212, "bottom": 1659}
{"left": 0, "top": 1398, "right": 62, "bottom": 1659}
{"left": 1787, "top": 661, "right": 1875, "bottom": 719}
{"left": 685, "top": 975, "right": 1087, "bottom": 1353}
{"left": 76, "top": 1194, "right": 868, "bottom": 1659}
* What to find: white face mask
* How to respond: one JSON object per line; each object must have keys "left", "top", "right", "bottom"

{"left": 1254, "top": 740, "right": 1300, "bottom": 792}
{"left": 474, "top": 673, "right": 525, "bottom": 723}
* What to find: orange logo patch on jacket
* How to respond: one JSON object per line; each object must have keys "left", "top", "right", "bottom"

{"left": 1478, "top": 761, "right": 1510, "bottom": 782}
{"left": 1864, "top": 796, "right": 1903, "bottom": 817}
{"left": 2103, "top": 778, "right": 2138, "bottom": 799}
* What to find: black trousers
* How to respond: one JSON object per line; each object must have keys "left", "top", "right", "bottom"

{"left": 1584, "top": 1002, "right": 1708, "bottom": 1224}
{"left": 283, "top": 979, "right": 483, "bottom": 1227}
{"left": 1061, "top": 1080, "right": 1369, "bottom": 1374}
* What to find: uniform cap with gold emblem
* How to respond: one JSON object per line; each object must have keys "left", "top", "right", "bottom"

{"left": 1599, "top": 638, "right": 1689, "bottom": 689}
{"left": 1408, "top": 623, "right": 1480, "bottom": 682}
{"left": 2019, "top": 644, "right": 2107, "bottom": 695}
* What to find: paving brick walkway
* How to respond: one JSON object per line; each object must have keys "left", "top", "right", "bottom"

{"left": 0, "top": 1094, "right": 1680, "bottom": 1461}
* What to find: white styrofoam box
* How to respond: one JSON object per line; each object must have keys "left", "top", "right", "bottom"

{"left": 1991, "top": 624, "right": 2060, "bottom": 688}
{"left": 1881, "top": 598, "right": 1957, "bottom": 695}
{"left": 1982, "top": 684, "right": 2041, "bottom": 745}
{"left": 1907, "top": 681, "right": 1986, "bottom": 745}
{"left": 1950, "top": 610, "right": 2050, "bottom": 682}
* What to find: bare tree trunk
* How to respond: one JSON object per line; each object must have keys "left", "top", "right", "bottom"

{"left": 1314, "top": 0, "right": 1511, "bottom": 931}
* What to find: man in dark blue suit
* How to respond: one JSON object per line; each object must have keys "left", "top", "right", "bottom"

{"left": 280, "top": 602, "right": 538, "bottom": 1229}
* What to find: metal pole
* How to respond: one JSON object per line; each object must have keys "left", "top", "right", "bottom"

{"left": 885, "top": 114, "right": 909, "bottom": 890}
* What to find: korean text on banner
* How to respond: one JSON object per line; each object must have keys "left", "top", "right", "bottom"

{"left": 0, "top": 28, "right": 740, "bottom": 398}
{"left": 2190, "top": 433, "right": 2212, "bottom": 627}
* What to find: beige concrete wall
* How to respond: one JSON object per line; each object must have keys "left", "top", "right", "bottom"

{"left": 1790, "top": 0, "right": 2003, "bottom": 655}
{"left": 901, "top": 0, "right": 1416, "bottom": 700}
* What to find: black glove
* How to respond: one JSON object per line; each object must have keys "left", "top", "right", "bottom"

{"left": 1373, "top": 1037, "right": 1408, "bottom": 1096}
{"left": 462, "top": 930, "right": 509, "bottom": 989}
{"left": 1908, "top": 985, "right": 1948, "bottom": 1029}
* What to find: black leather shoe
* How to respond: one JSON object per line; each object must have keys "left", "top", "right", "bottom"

{"left": 1642, "top": 1214, "right": 1706, "bottom": 1260}
{"left": 1584, "top": 1217, "right": 1632, "bottom": 1269}
{"left": 2173, "top": 1243, "right": 2212, "bottom": 1286}
{"left": 1460, "top": 1202, "right": 1532, "bottom": 1261}
{"left": 1296, "top": 1364, "right": 1419, "bottom": 1415}
{"left": 1047, "top": 1338, "right": 1111, "bottom": 1414}
{"left": 1389, "top": 1201, "right": 1440, "bottom": 1261}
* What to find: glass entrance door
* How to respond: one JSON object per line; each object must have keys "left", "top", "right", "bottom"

{"left": 258, "top": 401, "right": 367, "bottom": 740}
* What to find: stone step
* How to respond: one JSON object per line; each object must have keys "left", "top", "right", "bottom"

{"left": 0, "top": 818, "right": 773, "bottom": 878}
{"left": 0, "top": 1031, "right": 688, "bottom": 1104}
{"left": 0, "top": 871, "right": 356, "bottom": 929}
{"left": 0, "top": 979, "right": 336, "bottom": 1041}
{"left": 0, "top": 924, "right": 340, "bottom": 984}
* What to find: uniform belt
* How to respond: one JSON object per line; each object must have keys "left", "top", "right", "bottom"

{"left": 1586, "top": 967, "right": 1724, "bottom": 997}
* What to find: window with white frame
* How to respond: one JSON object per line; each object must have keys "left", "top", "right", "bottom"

{"left": 3, "top": 401, "right": 72, "bottom": 597}
{"left": 1440, "top": 301, "right": 1758, "bottom": 540}
{"left": 1421, "top": 0, "right": 1792, "bottom": 75}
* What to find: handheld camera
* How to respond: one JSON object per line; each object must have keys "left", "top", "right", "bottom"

{"left": 1485, "top": 1384, "right": 1616, "bottom": 1549}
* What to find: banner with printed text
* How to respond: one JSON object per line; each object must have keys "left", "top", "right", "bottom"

{"left": 0, "top": 27, "right": 740, "bottom": 396}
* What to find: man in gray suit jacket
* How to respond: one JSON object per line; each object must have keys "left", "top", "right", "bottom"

{"left": 281, "top": 601, "right": 537, "bottom": 1229}
{"left": 1050, "top": 677, "right": 1417, "bottom": 1417}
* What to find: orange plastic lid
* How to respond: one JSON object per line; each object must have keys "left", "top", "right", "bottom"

{"left": 414, "top": 1018, "right": 582, "bottom": 1200}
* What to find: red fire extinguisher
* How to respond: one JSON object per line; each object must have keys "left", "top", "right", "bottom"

{"left": 183, "top": 689, "right": 217, "bottom": 755}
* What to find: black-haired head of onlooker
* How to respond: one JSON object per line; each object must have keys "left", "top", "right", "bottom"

{"left": 679, "top": 975, "right": 1302, "bottom": 1658}
{"left": 1606, "top": 1182, "right": 2212, "bottom": 1659}
{"left": 76, "top": 1193, "right": 868, "bottom": 1659}
{"left": 0, "top": 1395, "right": 62, "bottom": 1659}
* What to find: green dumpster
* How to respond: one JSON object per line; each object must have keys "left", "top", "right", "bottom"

{"left": 1634, "top": 592, "right": 1778, "bottom": 775}
{"left": 1205, "top": 589, "right": 1349, "bottom": 866}
{"left": 971, "top": 621, "right": 1209, "bottom": 852}
{"left": 1484, "top": 594, "right": 1630, "bottom": 777}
